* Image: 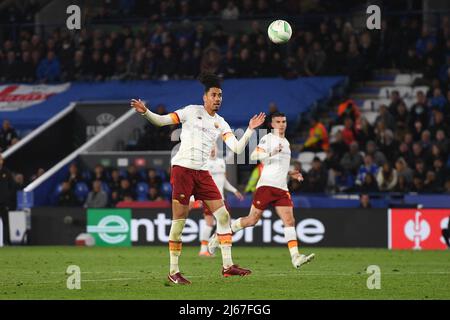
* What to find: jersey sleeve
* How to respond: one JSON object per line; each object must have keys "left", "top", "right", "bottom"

{"left": 256, "top": 135, "right": 270, "bottom": 152}
{"left": 172, "top": 105, "right": 193, "bottom": 124}
{"left": 220, "top": 118, "right": 233, "bottom": 141}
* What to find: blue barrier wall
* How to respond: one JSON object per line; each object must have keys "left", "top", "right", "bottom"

{"left": 1, "top": 77, "right": 346, "bottom": 131}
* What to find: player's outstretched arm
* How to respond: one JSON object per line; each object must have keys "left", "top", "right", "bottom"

{"left": 130, "top": 99, "right": 178, "bottom": 127}
{"left": 223, "top": 113, "right": 265, "bottom": 154}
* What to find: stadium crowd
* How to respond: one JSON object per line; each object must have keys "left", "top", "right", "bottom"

{"left": 1, "top": 1, "right": 450, "bottom": 205}
{"left": 1, "top": 1, "right": 446, "bottom": 83}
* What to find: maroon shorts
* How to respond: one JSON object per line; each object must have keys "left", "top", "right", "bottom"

{"left": 170, "top": 165, "right": 222, "bottom": 205}
{"left": 252, "top": 186, "right": 293, "bottom": 210}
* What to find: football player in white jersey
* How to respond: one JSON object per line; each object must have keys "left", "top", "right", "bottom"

{"left": 194, "top": 145, "right": 244, "bottom": 257}
{"left": 209, "top": 112, "right": 315, "bottom": 269}
{"left": 131, "top": 74, "right": 265, "bottom": 284}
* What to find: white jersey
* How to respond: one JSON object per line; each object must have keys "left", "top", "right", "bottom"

{"left": 171, "top": 105, "right": 232, "bottom": 171}
{"left": 256, "top": 133, "right": 291, "bottom": 191}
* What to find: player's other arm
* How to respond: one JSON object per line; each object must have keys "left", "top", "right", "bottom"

{"left": 250, "top": 143, "right": 283, "bottom": 161}
{"left": 223, "top": 112, "right": 265, "bottom": 154}
{"left": 223, "top": 176, "right": 244, "bottom": 200}
{"left": 130, "top": 99, "right": 179, "bottom": 126}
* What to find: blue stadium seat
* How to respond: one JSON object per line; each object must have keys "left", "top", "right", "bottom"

{"left": 50, "top": 183, "right": 64, "bottom": 205}
{"left": 161, "top": 182, "right": 172, "bottom": 199}
{"left": 119, "top": 168, "right": 128, "bottom": 178}
{"left": 82, "top": 169, "right": 92, "bottom": 182}
{"left": 101, "top": 182, "right": 111, "bottom": 195}
{"left": 74, "top": 182, "right": 89, "bottom": 202}
{"left": 138, "top": 169, "right": 147, "bottom": 181}
{"left": 136, "top": 182, "right": 149, "bottom": 198}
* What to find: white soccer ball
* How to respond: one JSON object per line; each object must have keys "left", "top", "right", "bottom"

{"left": 267, "top": 20, "right": 292, "bottom": 44}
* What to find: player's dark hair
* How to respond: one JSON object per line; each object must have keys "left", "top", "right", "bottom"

{"left": 198, "top": 73, "right": 222, "bottom": 93}
{"left": 270, "top": 111, "right": 286, "bottom": 122}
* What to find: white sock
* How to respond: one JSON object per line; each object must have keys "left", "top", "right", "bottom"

{"left": 168, "top": 219, "right": 185, "bottom": 275}
{"left": 231, "top": 218, "right": 243, "bottom": 233}
{"left": 170, "top": 251, "right": 179, "bottom": 275}
{"left": 200, "top": 224, "right": 213, "bottom": 252}
{"left": 213, "top": 206, "right": 234, "bottom": 268}
{"left": 284, "top": 226, "right": 299, "bottom": 258}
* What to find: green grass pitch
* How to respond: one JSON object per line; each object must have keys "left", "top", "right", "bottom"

{"left": 0, "top": 246, "right": 449, "bottom": 300}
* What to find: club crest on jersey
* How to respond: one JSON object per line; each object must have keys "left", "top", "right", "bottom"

{"left": 197, "top": 116, "right": 202, "bottom": 120}
{"left": 214, "top": 122, "right": 219, "bottom": 128}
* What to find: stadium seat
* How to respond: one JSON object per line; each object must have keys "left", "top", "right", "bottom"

{"left": 330, "top": 125, "right": 344, "bottom": 137}
{"left": 101, "top": 182, "right": 111, "bottom": 195}
{"left": 378, "top": 86, "right": 412, "bottom": 99}
{"left": 362, "top": 100, "right": 377, "bottom": 112}
{"left": 50, "top": 183, "right": 64, "bottom": 205}
{"left": 82, "top": 169, "right": 92, "bottom": 182}
{"left": 161, "top": 182, "right": 172, "bottom": 199}
{"left": 394, "top": 74, "right": 412, "bottom": 86}
{"left": 298, "top": 152, "right": 315, "bottom": 163}
{"left": 74, "top": 182, "right": 89, "bottom": 202}
{"left": 412, "top": 86, "right": 429, "bottom": 97}
{"left": 302, "top": 163, "right": 312, "bottom": 173}
{"left": 362, "top": 111, "right": 378, "bottom": 125}
{"left": 315, "top": 152, "right": 326, "bottom": 161}
{"left": 403, "top": 98, "right": 415, "bottom": 111}
{"left": 136, "top": 182, "right": 149, "bottom": 198}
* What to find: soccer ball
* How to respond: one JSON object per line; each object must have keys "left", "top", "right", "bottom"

{"left": 267, "top": 20, "right": 292, "bottom": 44}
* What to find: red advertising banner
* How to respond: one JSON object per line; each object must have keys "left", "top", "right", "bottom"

{"left": 389, "top": 209, "right": 450, "bottom": 250}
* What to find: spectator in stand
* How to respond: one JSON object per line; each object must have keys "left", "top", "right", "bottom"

{"left": 288, "top": 161, "right": 307, "bottom": 194}
{"left": 341, "top": 117, "right": 356, "bottom": 146}
{"left": 355, "top": 154, "right": 379, "bottom": 186}
{"left": 221, "top": 1, "right": 239, "bottom": 20}
{"left": 65, "top": 163, "right": 84, "bottom": 188}
{"left": 29, "top": 168, "right": 45, "bottom": 183}
{"left": 430, "top": 110, "right": 449, "bottom": 137}
{"left": 358, "top": 173, "right": 379, "bottom": 193}
{"left": 147, "top": 186, "right": 164, "bottom": 201}
{"left": 365, "top": 140, "right": 387, "bottom": 167}
{"left": 84, "top": 180, "right": 108, "bottom": 208}
{"left": 146, "top": 168, "right": 162, "bottom": 190}
{"left": 388, "top": 90, "right": 405, "bottom": 117}
{"left": 0, "top": 120, "right": 19, "bottom": 152}
{"left": 375, "top": 105, "right": 395, "bottom": 131}
{"left": 36, "top": 50, "right": 60, "bottom": 82}
{"left": 356, "top": 116, "right": 374, "bottom": 148}
{"left": 435, "top": 129, "right": 449, "bottom": 159}
{"left": 433, "top": 158, "right": 449, "bottom": 192}
{"left": 376, "top": 162, "right": 398, "bottom": 192}
{"left": 108, "top": 169, "right": 122, "bottom": 193}
{"left": 429, "top": 87, "right": 447, "bottom": 113}
{"left": 329, "top": 130, "right": 349, "bottom": 159}
{"left": 340, "top": 141, "right": 363, "bottom": 176}
{"left": 424, "top": 170, "right": 440, "bottom": 193}
{"left": 359, "top": 193, "right": 372, "bottom": 208}
{"left": 301, "top": 115, "right": 329, "bottom": 152}
{"left": 0, "top": 154, "right": 15, "bottom": 245}
{"left": 305, "top": 157, "right": 327, "bottom": 193}
{"left": 409, "top": 91, "right": 429, "bottom": 129}
{"left": 393, "top": 175, "right": 411, "bottom": 193}
{"left": 394, "top": 142, "right": 413, "bottom": 167}
{"left": 395, "top": 157, "right": 413, "bottom": 185}
{"left": 413, "top": 159, "right": 427, "bottom": 181}
{"left": 117, "top": 178, "right": 136, "bottom": 201}
{"left": 58, "top": 181, "right": 79, "bottom": 206}
{"left": 305, "top": 41, "right": 327, "bottom": 76}
{"left": 92, "top": 164, "right": 108, "bottom": 183}
{"left": 411, "top": 174, "right": 425, "bottom": 193}
{"left": 126, "top": 165, "right": 140, "bottom": 188}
